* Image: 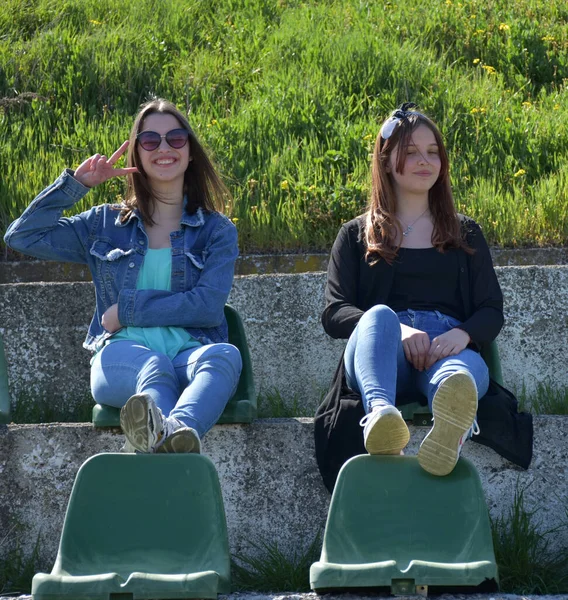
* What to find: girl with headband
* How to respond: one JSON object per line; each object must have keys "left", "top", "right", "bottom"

{"left": 321, "top": 103, "right": 506, "bottom": 476}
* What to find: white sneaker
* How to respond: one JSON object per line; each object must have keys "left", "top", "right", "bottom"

{"left": 359, "top": 404, "right": 410, "bottom": 455}
{"left": 120, "top": 438, "right": 138, "bottom": 453}
{"left": 418, "top": 371, "right": 480, "bottom": 476}
{"left": 120, "top": 393, "right": 175, "bottom": 453}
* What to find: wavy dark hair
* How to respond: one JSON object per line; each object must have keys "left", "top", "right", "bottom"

{"left": 364, "top": 107, "right": 472, "bottom": 264}
{"left": 121, "top": 98, "right": 231, "bottom": 224}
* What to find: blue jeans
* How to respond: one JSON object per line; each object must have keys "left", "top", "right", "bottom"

{"left": 344, "top": 305, "right": 489, "bottom": 414}
{"left": 91, "top": 341, "right": 242, "bottom": 437}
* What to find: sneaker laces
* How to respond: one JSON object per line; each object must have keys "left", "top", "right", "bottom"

{"left": 459, "top": 419, "right": 480, "bottom": 448}
{"left": 359, "top": 404, "right": 399, "bottom": 427}
{"left": 157, "top": 417, "right": 184, "bottom": 447}
{"left": 470, "top": 419, "right": 480, "bottom": 436}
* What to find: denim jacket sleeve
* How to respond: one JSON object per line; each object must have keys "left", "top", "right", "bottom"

{"left": 3, "top": 170, "right": 94, "bottom": 263}
{"left": 117, "top": 217, "right": 238, "bottom": 329}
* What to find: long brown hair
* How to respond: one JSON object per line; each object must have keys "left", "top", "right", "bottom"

{"left": 364, "top": 108, "right": 471, "bottom": 264}
{"left": 121, "top": 98, "right": 231, "bottom": 224}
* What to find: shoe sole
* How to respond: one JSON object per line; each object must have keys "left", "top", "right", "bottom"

{"left": 417, "top": 372, "right": 477, "bottom": 476}
{"left": 365, "top": 411, "right": 410, "bottom": 455}
{"left": 120, "top": 394, "right": 161, "bottom": 453}
{"left": 157, "top": 429, "right": 201, "bottom": 454}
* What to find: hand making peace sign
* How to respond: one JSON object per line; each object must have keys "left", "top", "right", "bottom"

{"left": 74, "top": 141, "right": 139, "bottom": 188}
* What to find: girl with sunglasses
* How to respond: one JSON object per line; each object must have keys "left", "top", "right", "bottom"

{"left": 5, "top": 98, "right": 242, "bottom": 454}
{"left": 318, "top": 104, "right": 532, "bottom": 481}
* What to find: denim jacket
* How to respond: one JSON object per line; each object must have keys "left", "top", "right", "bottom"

{"left": 4, "top": 169, "right": 239, "bottom": 351}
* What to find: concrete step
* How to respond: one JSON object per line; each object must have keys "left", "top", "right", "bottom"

{"left": 1, "top": 266, "right": 567, "bottom": 421}
{"left": 4, "top": 593, "right": 568, "bottom": 600}
{"left": 0, "top": 416, "right": 565, "bottom": 578}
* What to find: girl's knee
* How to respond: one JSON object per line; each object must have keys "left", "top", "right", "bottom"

{"left": 198, "top": 343, "right": 242, "bottom": 377}
{"left": 431, "top": 351, "right": 490, "bottom": 397}
{"left": 361, "top": 304, "right": 399, "bottom": 329}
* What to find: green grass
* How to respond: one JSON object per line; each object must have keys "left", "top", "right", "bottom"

{"left": 231, "top": 534, "right": 322, "bottom": 592}
{"left": 257, "top": 386, "right": 325, "bottom": 418}
{"left": 1, "top": 0, "right": 568, "bottom": 252}
{"left": 491, "top": 484, "right": 568, "bottom": 593}
{"left": 0, "top": 527, "right": 40, "bottom": 597}
{"left": 518, "top": 382, "right": 568, "bottom": 414}
{"left": 10, "top": 391, "right": 93, "bottom": 424}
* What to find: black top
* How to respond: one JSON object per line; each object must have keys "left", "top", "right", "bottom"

{"left": 321, "top": 214, "right": 504, "bottom": 349}
{"left": 389, "top": 247, "right": 464, "bottom": 321}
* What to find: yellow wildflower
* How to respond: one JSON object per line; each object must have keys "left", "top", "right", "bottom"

{"left": 281, "top": 180, "right": 289, "bottom": 191}
{"left": 505, "top": 117, "right": 512, "bottom": 123}
{"left": 231, "top": 217, "right": 239, "bottom": 224}
{"left": 522, "top": 101, "right": 532, "bottom": 108}
{"left": 542, "top": 35, "right": 555, "bottom": 42}
{"left": 499, "top": 23, "right": 510, "bottom": 31}
{"left": 513, "top": 169, "right": 526, "bottom": 178}
{"left": 470, "top": 107, "right": 486, "bottom": 114}
{"left": 473, "top": 58, "right": 481, "bottom": 64}
{"left": 482, "top": 65, "right": 497, "bottom": 75}
{"left": 89, "top": 19, "right": 103, "bottom": 25}
{"left": 554, "top": 104, "right": 561, "bottom": 110}
{"left": 363, "top": 133, "right": 374, "bottom": 141}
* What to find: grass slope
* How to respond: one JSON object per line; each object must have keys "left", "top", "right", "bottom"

{"left": 1, "top": 0, "right": 567, "bottom": 252}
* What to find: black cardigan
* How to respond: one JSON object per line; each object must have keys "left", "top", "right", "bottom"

{"left": 322, "top": 214, "right": 504, "bottom": 347}
{"left": 315, "top": 215, "right": 533, "bottom": 493}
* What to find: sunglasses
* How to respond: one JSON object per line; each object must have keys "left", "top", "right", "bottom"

{"left": 136, "top": 128, "right": 190, "bottom": 151}
{"left": 379, "top": 103, "right": 426, "bottom": 140}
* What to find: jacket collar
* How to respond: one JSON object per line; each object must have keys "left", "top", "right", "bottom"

{"left": 114, "top": 200, "right": 205, "bottom": 228}
{"left": 181, "top": 206, "right": 205, "bottom": 227}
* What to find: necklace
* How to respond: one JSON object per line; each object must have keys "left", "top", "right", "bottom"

{"left": 399, "top": 208, "right": 429, "bottom": 237}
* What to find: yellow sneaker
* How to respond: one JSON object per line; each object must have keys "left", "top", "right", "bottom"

{"left": 359, "top": 405, "right": 410, "bottom": 455}
{"left": 418, "top": 371, "right": 479, "bottom": 476}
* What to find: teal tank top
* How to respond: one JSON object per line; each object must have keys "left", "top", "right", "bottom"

{"left": 109, "top": 248, "right": 201, "bottom": 359}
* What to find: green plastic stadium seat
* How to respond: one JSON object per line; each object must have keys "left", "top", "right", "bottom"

{"left": 310, "top": 455, "right": 498, "bottom": 594}
{"left": 400, "top": 339, "right": 503, "bottom": 424}
{"left": 92, "top": 304, "right": 256, "bottom": 427}
{"left": 0, "top": 333, "right": 11, "bottom": 424}
{"left": 32, "top": 453, "right": 231, "bottom": 600}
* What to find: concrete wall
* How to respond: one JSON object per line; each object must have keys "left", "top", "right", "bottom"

{"left": 0, "top": 417, "right": 566, "bottom": 574}
{"left": 0, "top": 266, "right": 567, "bottom": 418}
